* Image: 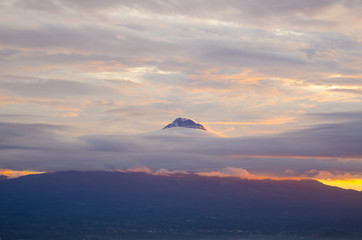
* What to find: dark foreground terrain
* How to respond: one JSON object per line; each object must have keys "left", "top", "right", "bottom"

{"left": 1, "top": 171, "right": 362, "bottom": 239}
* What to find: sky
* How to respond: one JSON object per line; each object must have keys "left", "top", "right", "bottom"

{"left": 1, "top": 0, "right": 362, "bottom": 190}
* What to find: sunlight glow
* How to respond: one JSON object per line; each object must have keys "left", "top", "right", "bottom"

{"left": 2, "top": 167, "right": 362, "bottom": 192}
{"left": 317, "top": 179, "right": 362, "bottom": 191}
{"left": 0, "top": 169, "right": 45, "bottom": 179}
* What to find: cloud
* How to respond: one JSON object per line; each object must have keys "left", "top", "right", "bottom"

{"left": 0, "top": 24, "right": 119, "bottom": 51}
{"left": 308, "top": 111, "right": 362, "bottom": 121}
{"left": 1, "top": 114, "right": 362, "bottom": 180}
{"left": 14, "top": 0, "right": 63, "bottom": 13}
{"left": 0, "top": 168, "right": 44, "bottom": 179}
{"left": 154, "top": 168, "right": 188, "bottom": 175}
{"left": 196, "top": 167, "right": 251, "bottom": 179}
{"left": 0, "top": 77, "right": 113, "bottom": 98}
{"left": 0, "top": 121, "right": 70, "bottom": 150}
{"left": 0, "top": 49, "right": 19, "bottom": 58}
{"left": 1, "top": 0, "right": 362, "bottom": 191}
{"left": 328, "top": 88, "right": 362, "bottom": 94}
{"left": 57, "top": 0, "right": 338, "bottom": 21}
{"left": 44, "top": 0, "right": 362, "bottom": 36}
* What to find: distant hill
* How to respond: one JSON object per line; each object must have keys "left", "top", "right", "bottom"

{"left": 1, "top": 171, "right": 362, "bottom": 239}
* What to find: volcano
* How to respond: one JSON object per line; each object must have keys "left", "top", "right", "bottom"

{"left": 163, "top": 118, "right": 207, "bottom": 131}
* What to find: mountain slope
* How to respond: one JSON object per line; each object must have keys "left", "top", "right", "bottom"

{"left": 1, "top": 171, "right": 362, "bottom": 239}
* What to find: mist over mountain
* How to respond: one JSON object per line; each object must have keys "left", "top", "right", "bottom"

{"left": 1, "top": 171, "right": 362, "bottom": 239}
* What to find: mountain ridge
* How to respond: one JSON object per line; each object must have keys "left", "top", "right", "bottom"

{"left": 1, "top": 171, "right": 362, "bottom": 239}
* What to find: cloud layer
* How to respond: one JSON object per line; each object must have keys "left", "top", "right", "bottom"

{"left": 1, "top": 118, "right": 361, "bottom": 184}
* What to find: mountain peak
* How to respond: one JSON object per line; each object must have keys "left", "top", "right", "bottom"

{"left": 163, "top": 118, "right": 207, "bottom": 131}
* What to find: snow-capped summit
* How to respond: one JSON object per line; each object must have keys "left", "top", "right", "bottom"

{"left": 143, "top": 117, "right": 216, "bottom": 137}
{"left": 163, "top": 118, "right": 207, "bottom": 131}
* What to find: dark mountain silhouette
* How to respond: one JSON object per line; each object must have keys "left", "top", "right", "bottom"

{"left": 163, "top": 118, "right": 207, "bottom": 130}
{"left": 1, "top": 171, "right": 362, "bottom": 239}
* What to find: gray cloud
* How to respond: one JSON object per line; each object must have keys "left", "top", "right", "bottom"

{"left": 308, "top": 111, "right": 362, "bottom": 121}
{"left": 0, "top": 24, "right": 116, "bottom": 49}
{"left": 328, "top": 89, "right": 362, "bottom": 94}
{"left": 1, "top": 3, "right": 360, "bottom": 82}
{"left": 0, "top": 49, "right": 19, "bottom": 58}
{"left": 1, "top": 114, "right": 362, "bottom": 177}
{"left": 51, "top": 0, "right": 360, "bottom": 33}
{"left": 14, "top": 0, "right": 63, "bottom": 13}
{"left": 0, "top": 23, "right": 178, "bottom": 58}
{"left": 0, "top": 121, "right": 68, "bottom": 150}
{"left": 58, "top": 0, "right": 338, "bottom": 17}
{"left": 0, "top": 76, "right": 114, "bottom": 98}
{"left": 306, "top": 77, "right": 362, "bottom": 87}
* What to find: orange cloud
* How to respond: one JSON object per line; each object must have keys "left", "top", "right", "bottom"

{"left": 56, "top": 107, "right": 81, "bottom": 112}
{"left": 196, "top": 168, "right": 362, "bottom": 191}
{"left": 118, "top": 166, "right": 153, "bottom": 174}
{"left": 62, "top": 112, "right": 80, "bottom": 118}
{"left": 194, "top": 167, "right": 362, "bottom": 191}
{"left": 196, "top": 167, "right": 254, "bottom": 179}
{"left": 155, "top": 168, "right": 188, "bottom": 176}
{"left": 0, "top": 169, "right": 45, "bottom": 179}
{"left": 0, "top": 95, "right": 26, "bottom": 105}
{"left": 195, "top": 167, "right": 302, "bottom": 181}
{"left": 204, "top": 117, "right": 293, "bottom": 126}
{"left": 2, "top": 167, "right": 361, "bottom": 191}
